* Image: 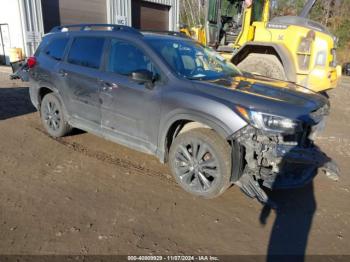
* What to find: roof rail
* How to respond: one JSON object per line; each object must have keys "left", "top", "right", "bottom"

{"left": 142, "top": 30, "right": 191, "bottom": 39}
{"left": 50, "top": 24, "right": 142, "bottom": 36}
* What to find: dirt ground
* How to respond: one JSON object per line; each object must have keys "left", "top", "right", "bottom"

{"left": 0, "top": 67, "right": 349, "bottom": 257}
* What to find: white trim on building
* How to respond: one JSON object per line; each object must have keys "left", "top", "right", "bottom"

{"left": 18, "top": 0, "right": 45, "bottom": 57}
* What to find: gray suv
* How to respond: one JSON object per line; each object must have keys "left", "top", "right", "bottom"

{"left": 28, "top": 24, "right": 338, "bottom": 206}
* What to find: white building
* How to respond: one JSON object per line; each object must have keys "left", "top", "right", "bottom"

{"left": 0, "top": 0, "right": 180, "bottom": 65}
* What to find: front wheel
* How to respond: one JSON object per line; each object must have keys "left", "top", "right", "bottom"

{"left": 237, "top": 53, "right": 287, "bottom": 81}
{"left": 169, "top": 128, "right": 232, "bottom": 199}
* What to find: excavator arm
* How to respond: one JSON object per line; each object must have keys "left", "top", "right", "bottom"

{"left": 300, "top": 0, "right": 317, "bottom": 18}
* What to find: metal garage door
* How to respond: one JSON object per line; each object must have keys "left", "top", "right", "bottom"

{"left": 41, "top": 0, "right": 107, "bottom": 32}
{"left": 132, "top": 1, "right": 170, "bottom": 31}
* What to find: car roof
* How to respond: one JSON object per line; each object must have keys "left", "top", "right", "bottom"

{"left": 46, "top": 24, "right": 193, "bottom": 43}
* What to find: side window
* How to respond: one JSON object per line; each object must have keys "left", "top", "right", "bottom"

{"left": 67, "top": 37, "right": 105, "bottom": 69}
{"left": 107, "top": 39, "right": 158, "bottom": 76}
{"left": 44, "top": 38, "right": 69, "bottom": 60}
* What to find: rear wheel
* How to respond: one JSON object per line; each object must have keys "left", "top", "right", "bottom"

{"left": 40, "top": 93, "right": 72, "bottom": 138}
{"left": 237, "top": 53, "right": 287, "bottom": 81}
{"left": 169, "top": 128, "right": 232, "bottom": 199}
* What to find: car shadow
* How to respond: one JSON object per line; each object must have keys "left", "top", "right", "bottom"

{"left": 0, "top": 86, "right": 88, "bottom": 137}
{"left": 260, "top": 183, "right": 316, "bottom": 262}
{"left": 0, "top": 87, "right": 36, "bottom": 120}
{"left": 256, "top": 142, "right": 337, "bottom": 261}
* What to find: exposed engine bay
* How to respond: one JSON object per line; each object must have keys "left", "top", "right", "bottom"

{"left": 231, "top": 114, "right": 339, "bottom": 207}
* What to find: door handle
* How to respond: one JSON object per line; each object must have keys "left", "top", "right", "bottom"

{"left": 58, "top": 69, "right": 67, "bottom": 77}
{"left": 100, "top": 81, "right": 118, "bottom": 91}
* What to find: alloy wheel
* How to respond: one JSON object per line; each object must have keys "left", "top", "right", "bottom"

{"left": 174, "top": 141, "right": 219, "bottom": 193}
{"left": 43, "top": 100, "right": 61, "bottom": 131}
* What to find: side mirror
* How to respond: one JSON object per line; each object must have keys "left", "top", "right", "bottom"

{"left": 131, "top": 70, "right": 153, "bottom": 84}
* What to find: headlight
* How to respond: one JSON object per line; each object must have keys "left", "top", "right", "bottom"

{"left": 297, "top": 30, "right": 315, "bottom": 71}
{"left": 298, "top": 37, "right": 312, "bottom": 54}
{"left": 315, "top": 50, "right": 327, "bottom": 66}
{"left": 236, "top": 106, "right": 301, "bottom": 134}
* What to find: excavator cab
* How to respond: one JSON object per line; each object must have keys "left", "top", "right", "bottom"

{"left": 204, "top": 0, "right": 340, "bottom": 93}
{"left": 205, "top": 0, "right": 237, "bottom": 46}
{"left": 205, "top": 0, "right": 269, "bottom": 48}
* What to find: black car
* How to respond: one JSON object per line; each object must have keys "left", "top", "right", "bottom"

{"left": 343, "top": 63, "right": 350, "bottom": 76}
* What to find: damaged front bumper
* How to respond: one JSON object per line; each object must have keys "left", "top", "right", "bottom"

{"left": 231, "top": 125, "right": 339, "bottom": 206}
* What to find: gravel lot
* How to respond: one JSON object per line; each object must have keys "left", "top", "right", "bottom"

{"left": 0, "top": 68, "right": 349, "bottom": 257}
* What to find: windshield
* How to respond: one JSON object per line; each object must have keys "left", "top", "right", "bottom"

{"left": 252, "top": 0, "right": 264, "bottom": 21}
{"left": 221, "top": 0, "right": 240, "bottom": 18}
{"left": 269, "top": 0, "right": 302, "bottom": 19}
{"left": 146, "top": 38, "right": 242, "bottom": 80}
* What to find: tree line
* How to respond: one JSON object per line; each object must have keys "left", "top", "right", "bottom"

{"left": 275, "top": 0, "right": 350, "bottom": 48}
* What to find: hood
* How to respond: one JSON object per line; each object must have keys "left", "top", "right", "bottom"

{"left": 270, "top": 16, "right": 331, "bottom": 35}
{"left": 193, "top": 75, "right": 329, "bottom": 123}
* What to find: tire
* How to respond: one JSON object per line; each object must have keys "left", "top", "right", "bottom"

{"left": 169, "top": 128, "right": 232, "bottom": 199}
{"left": 237, "top": 53, "right": 287, "bottom": 81}
{"left": 40, "top": 93, "right": 72, "bottom": 138}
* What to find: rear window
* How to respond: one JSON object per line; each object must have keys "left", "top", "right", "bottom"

{"left": 44, "top": 38, "right": 69, "bottom": 61}
{"left": 67, "top": 37, "right": 105, "bottom": 69}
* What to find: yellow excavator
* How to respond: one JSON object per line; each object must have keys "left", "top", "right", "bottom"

{"left": 182, "top": 0, "right": 341, "bottom": 93}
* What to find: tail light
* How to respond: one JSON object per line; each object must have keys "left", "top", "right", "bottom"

{"left": 330, "top": 48, "right": 337, "bottom": 67}
{"left": 27, "top": 56, "right": 37, "bottom": 68}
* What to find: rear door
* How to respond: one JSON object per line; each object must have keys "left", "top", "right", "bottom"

{"left": 99, "top": 38, "right": 162, "bottom": 151}
{"left": 30, "top": 36, "right": 68, "bottom": 98}
{"left": 58, "top": 36, "right": 105, "bottom": 126}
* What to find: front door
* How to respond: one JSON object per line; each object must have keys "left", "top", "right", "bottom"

{"left": 99, "top": 39, "right": 162, "bottom": 151}
{"left": 58, "top": 36, "right": 105, "bottom": 125}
